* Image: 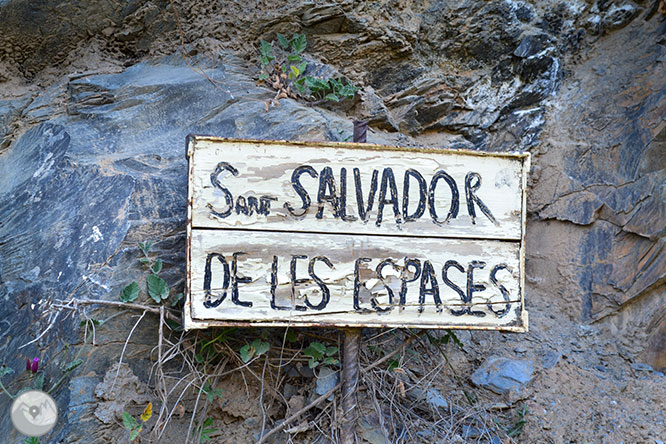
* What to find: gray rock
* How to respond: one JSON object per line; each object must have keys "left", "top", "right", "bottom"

{"left": 461, "top": 425, "right": 481, "bottom": 438}
{"left": 0, "top": 96, "right": 32, "bottom": 150}
{"left": 513, "top": 33, "right": 555, "bottom": 58}
{"left": 603, "top": 4, "right": 638, "bottom": 30}
{"left": 425, "top": 388, "right": 449, "bottom": 409}
{"left": 315, "top": 366, "right": 339, "bottom": 398}
{"left": 632, "top": 363, "right": 656, "bottom": 372}
{"left": 541, "top": 350, "right": 562, "bottom": 370}
{"left": 0, "top": 53, "right": 395, "bottom": 443}
{"left": 471, "top": 356, "right": 534, "bottom": 395}
{"left": 359, "top": 415, "right": 390, "bottom": 444}
{"left": 283, "top": 382, "right": 298, "bottom": 399}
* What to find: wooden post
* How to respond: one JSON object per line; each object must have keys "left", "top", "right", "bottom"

{"left": 341, "top": 327, "right": 361, "bottom": 443}
{"left": 340, "top": 121, "right": 368, "bottom": 444}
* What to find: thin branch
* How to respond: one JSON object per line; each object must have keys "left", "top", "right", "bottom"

{"left": 363, "top": 330, "right": 424, "bottom": 373}
{"left": 53, "top": 298, "right": 179, "bottom": 321}
{"left": 18, "top": 310, "right": 60, "bottom": 349}
{"left": 256, "top": 383, "right": 341, "bottom": 444}
{"left": 111, "top": 311, "right": 147, "bottom": 392}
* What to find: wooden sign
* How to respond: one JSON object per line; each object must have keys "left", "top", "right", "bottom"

{"left": 184, "top": 137, "right": 529, "bottom": 331}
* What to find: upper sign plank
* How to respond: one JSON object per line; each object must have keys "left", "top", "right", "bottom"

{"left": 188, "top": 138, "right": 529, "bottom": 241}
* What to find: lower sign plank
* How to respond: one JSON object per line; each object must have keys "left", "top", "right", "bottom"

{"left": 187, "top": 229, "right": 526, "bottom": 330}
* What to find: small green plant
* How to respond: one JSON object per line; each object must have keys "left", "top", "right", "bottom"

{"left": 201, "top": 382, "right": 223, "bottom": 403}
{"left": 304, "top": 76, "right": 359, "bottom": 103}
{"left": 386, "top": 358, "right": 400, "bottom": 372}
{"left": 0, "top": 366, "right": 15, "bottom": 399}
{"left": 285, "top": 329, "right": 299, "bottom": 343}
{"left": 24, "top": 438, "right": 41, "bottom": 444}
{"left": 0, "top": 355, "right": 83, "bottom": 400}
{"left": 197, "top": 417, "right": 218, "bottom": 442}
{"left": 121, "top": 402, "right": 152, "bottom": 442}
{"left": 120, "top": 241, "right": 183, "bottom": 306}
{"left": 428, "top": 329, "right": 465, "bottom": 350}
{"left": 239, "top": 338, "right": 270, "bottom": 363}
{"left": 257, "top": 33, "right": 359, "bottom": 108}
{"left": 303, "top": 341, "right": 338, "bottom": 368}
{"left": 505, "top": 403, "right": 528, "bottom": 437}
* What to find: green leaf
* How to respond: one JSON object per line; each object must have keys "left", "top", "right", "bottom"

{"left": 252, "top": 339, "right": 270, "bottom": 357}
{"left": 260, "top": 40, "right": 273, "bottom": 57}
{"left": 138, "top": 241, "right": 152, "bottom": 253}
{"left": 79, "top": 319, "right": 102, "bottom": 327}
{"left": 129, "top": 425, "right": 142, "bottom": 441}
{"left": 287, "top": 54, "right": 302, "bottom": 63}
{"left": 202, "top": 383, "right": 224, "bottom": 403}
{"left": 171, "top": 292, "right": 184, "bottom": 307}
{"left": 138, "top": 258, "right": 150, "bottom": 265}
{"left": 120, "top": 282, "right": 139, "bottom": 303}
{"left": 387, "top": 359, "right": 399, "bottom": 371}
{"left": 147, "top": 275, "right": 169, "bottom": 303}
{"left": 304, "top": 342, "right": 326, "bottom": 361}
{"left": 323, "top": 357, "right": 339, "bottom": 366}
{"left": 122, "top": 412, "right": 138, "bottom": 430}
{"left": 329, "top": 78, "right": 343, "bottom": 90}
{"left": 338, "top": 82, "right": 359, "bottom": 98}
{"left": 304, "top": 76, "right": 316, "bottom": 89}
{"left": 0, "top": 366, "right": 15, "bottom": 377}
{"left": 304, "top": 76, "right": 329, "bottom": 93}
{"left": 297, "top": 61, "right": 307, "bottom": 75}
{"left": 325, "top": 346, "right": 338, "bottom": 356}
{"left": 288, "top": 65, "right": 300, "bottom": 80}
{"left": 308, "top": 357, "right": 318, "bottom": 369}
{"left": 63, "top": 358, "right": 83, "bottom": 373}
{"left": 200, "top": 417, "right": 217, "bottom": 442}
{"left": 166, "top": 318, "right": 183, "bottom": 331}
{"left": 33, "top": 372, "right": 44, "bottom": 390}
{"left": 295, "top": 83, "right": 306, "bottom": 94}
{"left": 240, "top": 344, "right": 254, "bottom": 363}
{"left": 286, "top": 330, "right": 298, "bottom": 343}
{"left": 258, "top": 73, "right": 269, "bottom": 81}
{"left": 290, "top": 33, "right": 307, "bottom": 54}
{"left": 152, "top": 259, "right": 163, "bottom": 274}
{"left": 277, "top": 33, "right": 290, "bottom": 50}
{"left": 447, "top": 329, "right": 465, "bottom": 350}
{"left": 325, "top": 93, "right": 340, "bottom": 102}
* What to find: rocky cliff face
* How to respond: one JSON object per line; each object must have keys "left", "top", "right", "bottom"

{"left": 0, "top": 1, "right": 664, "bottom": 443}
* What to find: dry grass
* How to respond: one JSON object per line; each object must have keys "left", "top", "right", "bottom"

{"left": 32, "top": 297, "right": 520, "bottom": 444}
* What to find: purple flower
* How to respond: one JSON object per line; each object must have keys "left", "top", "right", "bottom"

{"left": 31, "top": 358, "right": 39, "bottom": 373}
{"left": 26, "top": 358, "right": 31, "bottom": 372}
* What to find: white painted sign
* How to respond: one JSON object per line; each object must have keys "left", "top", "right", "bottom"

{"left": 184, "top": 137, "right": 529, "bottom": 331}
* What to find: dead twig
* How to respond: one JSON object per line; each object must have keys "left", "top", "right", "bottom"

{"left": 256, "top": 383, "right": 340, "bottom": 444}
{"left": 19, "top": 310, "right": 60, "bottom": 349}
{"left": 53, "top": 298, "right": 179, "bottom": 321}
{"left": 363, "top": 330, "right": 425, "bottom": 373}
{"left": 111, "top": 310, "right": 148, "bottom": 391}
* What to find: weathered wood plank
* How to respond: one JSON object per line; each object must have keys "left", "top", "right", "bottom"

{"left": 188, "top": 138, "right": 528, "bottom": 241}
{"left": 184, "top": 137, "right": 529, "bottom": 331}
{"left": 186, "top": 229, "right": 525, "bottom": 330}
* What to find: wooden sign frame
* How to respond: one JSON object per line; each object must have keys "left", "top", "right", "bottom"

{"left": 183, "top": 136, "right": 529, "bottom": 332}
